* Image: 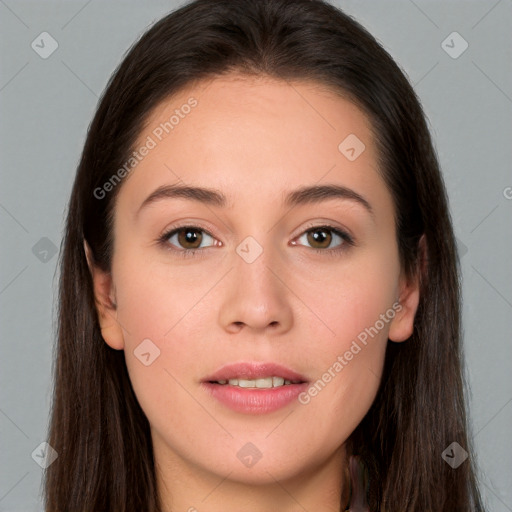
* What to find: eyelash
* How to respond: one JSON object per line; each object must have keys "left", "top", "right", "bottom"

{"left": 157, "top": 223, "right": 354, "bottom": 259}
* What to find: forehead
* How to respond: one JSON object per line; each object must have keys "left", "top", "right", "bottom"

{"left": 116, "top": 73, "right": 385, "bottom": 216}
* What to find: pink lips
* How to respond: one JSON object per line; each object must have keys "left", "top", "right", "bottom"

{"left": 203, "top": 362, "right": 307, "bottom": 383}
{"left": 201, "top": 362, "right": 309, "bottom": 415}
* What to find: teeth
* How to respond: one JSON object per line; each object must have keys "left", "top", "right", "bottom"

{"left": 215, "top": 377, "right": 300, "bottom": 388}
{"left": 273, "top": 376, "right": 284, "bottom": 387}
{"left": 238, "top": 379, "right": 256, "bottom": 388}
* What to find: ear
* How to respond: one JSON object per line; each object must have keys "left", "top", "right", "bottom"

{"left": 388, "top": 235, "right": 427, "bottom": 343}
{"left": 83, "top": 239, "right": 125, "bottom": 350}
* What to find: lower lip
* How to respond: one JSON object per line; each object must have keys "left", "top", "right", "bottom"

{"left": 202, "top": 382, "right": 309, "bottom": 414}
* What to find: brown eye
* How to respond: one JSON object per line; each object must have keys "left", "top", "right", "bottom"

{"left": 162, "top": 226, "right": 216, "bottom": 251}
{"left": 177, "top": 227, "right": 203, "bottom": 249}
{"left": 295, "top": 225, "right": 353, "bottom": 253}
{"left": 306, "top": 228, "right": 332, "bottom": 249}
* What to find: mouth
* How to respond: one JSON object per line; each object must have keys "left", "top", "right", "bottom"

{"left": 202, "top": 361, "right": 308, "bottom": 387}
{"left": 208, "top": 376, "right": 305, "bottom": 388}
{"left": 201, "top": 362, "right": 309, "bottom": 414}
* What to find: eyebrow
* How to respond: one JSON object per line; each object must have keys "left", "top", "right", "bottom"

{"left": 136, "top": 182, "right": 373, "bottom": 217}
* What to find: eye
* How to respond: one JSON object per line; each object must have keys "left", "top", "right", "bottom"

{"left": 159, "top": 225, "right": 218, "bottom": 256}
{"left": 157, "top": 223, "right": 354, "bottom": 259}
{"left": 293, "top": 224, "right": 353, "bottom": 254}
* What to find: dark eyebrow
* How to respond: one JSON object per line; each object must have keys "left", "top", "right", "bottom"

{"left": 136, "top": 183, "right": 227, "bottom": 216}
{"left": 136, "top": 183, "right": 373, "bottom": 217}
{"left": 283, "top": 183, "right": 373, "bottom": 216}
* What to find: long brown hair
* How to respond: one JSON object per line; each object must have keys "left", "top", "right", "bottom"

{"left": 44, "top": 0, "right": 485, "bottom": 510}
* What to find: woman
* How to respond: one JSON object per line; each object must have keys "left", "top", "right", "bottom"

{"left": 44, "top": 0, "right": 485, "bottom": 510}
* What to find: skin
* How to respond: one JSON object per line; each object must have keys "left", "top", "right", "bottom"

{"left": 86, "top": 73, "right": 421, "bottom": 512}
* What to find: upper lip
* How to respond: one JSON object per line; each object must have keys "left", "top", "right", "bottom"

{"left": 203, "top": 362, "right": 308, "bottom": 383}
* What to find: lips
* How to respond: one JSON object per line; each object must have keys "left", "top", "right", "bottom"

{"left": 202, "top": 361, "right": 308, "bottom": 384}
{"left": 201, "top": 362, "right": 309, "bottom": 414}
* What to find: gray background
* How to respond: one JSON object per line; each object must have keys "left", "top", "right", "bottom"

{"left": 1, "top": 0, "right": 511, "bottom": 510}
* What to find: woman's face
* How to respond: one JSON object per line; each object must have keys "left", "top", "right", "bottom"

{"left": 89, "top": 74, "right": 419, "bottom": 495}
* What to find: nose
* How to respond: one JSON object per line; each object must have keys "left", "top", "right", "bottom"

{"left": 217, "top": 240, "right": 293, "bottom": 336}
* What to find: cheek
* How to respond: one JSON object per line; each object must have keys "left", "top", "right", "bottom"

{"left": 291, "top": 250, "right": 398, "bottom": 433}
{"left": 113, "top": 257, "right": 215, "bottom": 416}
{"left": 116, "top": 268, "right": 215, "bottom": 460}
{"left": 294, "top": 293, "right": 390, "bottom": 454}
{"left": 113, "top": 254, "right": 211, "bottom": 342}
{"left": 299, "top": 245, "right": 399, "bottom": 353}
{"left": 299, "top": 279, "right": 391, "bottom": 389}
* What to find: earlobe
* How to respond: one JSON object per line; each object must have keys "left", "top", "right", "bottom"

{"left": 388, "top": 235, "right": 427, "bottom": 343}
{"left": 83, "top": 239, "right": 125, "bottom": 350}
